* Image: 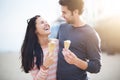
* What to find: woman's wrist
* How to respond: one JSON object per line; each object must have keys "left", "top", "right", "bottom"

{"left": 41, "top": 65, "right": 49, "bottom": 70}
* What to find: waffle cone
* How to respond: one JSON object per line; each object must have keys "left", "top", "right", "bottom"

{"left": 48, "top": 40, "right": 56, "bottom": 54}
{"left": 64, "top": 40, "right": 71, "bottom": 49}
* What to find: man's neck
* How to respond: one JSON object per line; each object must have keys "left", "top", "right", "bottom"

{"left": 72, "top": 17, "right": 85, "bottom": 27}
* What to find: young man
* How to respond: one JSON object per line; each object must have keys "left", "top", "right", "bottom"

{"left": 57, "top": 0, "right": 101, "bottom": 80}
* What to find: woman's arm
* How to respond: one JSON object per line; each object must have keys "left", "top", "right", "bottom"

{"left": 30, "top": 64, "right": 49, "bottom": 80}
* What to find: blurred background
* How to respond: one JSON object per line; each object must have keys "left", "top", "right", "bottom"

{"left": 0, "top": 0, "right": 120, "bottom": 80}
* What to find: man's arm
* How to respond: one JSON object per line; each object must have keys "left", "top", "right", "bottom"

{"left": 62, "top": 49, "right": 88, "bottom": 70}
{"left": 62, "top": 48, "right": 101, "bottom": 73}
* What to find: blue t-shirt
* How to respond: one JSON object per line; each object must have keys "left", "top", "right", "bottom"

{"left": 57, "top": 23, "right": 101, "bottom": 80}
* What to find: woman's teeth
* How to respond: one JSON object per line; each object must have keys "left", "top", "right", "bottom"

{"left": 45, "top": 28, "right": 49, "bottom": 30}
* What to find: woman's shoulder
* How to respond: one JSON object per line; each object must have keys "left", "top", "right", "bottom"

{"left": 49, "top": 38, "right": 58, "bottom": 43}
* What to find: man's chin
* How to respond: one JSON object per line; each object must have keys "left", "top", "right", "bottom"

{"left": 67, "top": 21, "right": 73, "bottom": 24}
{"left": 66, "top": 21, "right": 71, "bottom": 24}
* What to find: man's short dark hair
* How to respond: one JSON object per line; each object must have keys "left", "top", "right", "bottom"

{"left": 59, "top": 0, "right": 84, "bottom": 15}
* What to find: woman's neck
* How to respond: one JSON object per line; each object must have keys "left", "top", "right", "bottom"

{"left": 37, "top": 35, "right": 49, "bottom": 49}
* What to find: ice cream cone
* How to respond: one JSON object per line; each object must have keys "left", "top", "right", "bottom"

{"left": 64, "top": 40, "right": 71, "bottom": 49}
{"left": 48, "top": 40, "right": 56, "bottom": 54}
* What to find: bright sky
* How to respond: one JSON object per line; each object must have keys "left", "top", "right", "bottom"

{"left": 0, "top": 0, "right": 60, "bottom": 52}
{"left": 102, "top": 0, "right": 120, "bottom": 15}
{"left": 0, "top": 0, "right": 120, "bottom": 52}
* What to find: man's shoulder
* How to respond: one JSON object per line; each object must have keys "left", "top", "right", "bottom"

{"left": 59, "top": 23, "right": 71, "bottom": 30}
{"left": 60, "top": 22, "right": 69, "bottom": 26}
{"left": 82, "top": 24, "right": 95, "bottom": 33}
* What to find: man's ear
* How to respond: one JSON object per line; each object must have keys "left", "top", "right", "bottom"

{"left": 73, "top": 9, "right": 79, "bottom": 15}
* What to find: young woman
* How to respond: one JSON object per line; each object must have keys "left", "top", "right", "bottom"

{"left": 21, "top": 15, "right": 59, "bottom": 80}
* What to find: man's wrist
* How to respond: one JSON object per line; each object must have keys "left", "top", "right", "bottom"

{"left": 74, "top": 57, "right": 79, "bottom": 66}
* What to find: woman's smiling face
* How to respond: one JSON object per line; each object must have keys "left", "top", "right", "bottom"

{"left": 35, "top": 17, "right": 51, "bottom": 36}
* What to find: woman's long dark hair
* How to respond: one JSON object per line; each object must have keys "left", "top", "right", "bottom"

{"left": 21, "top": 15, "right": 43, "bottom": 73}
